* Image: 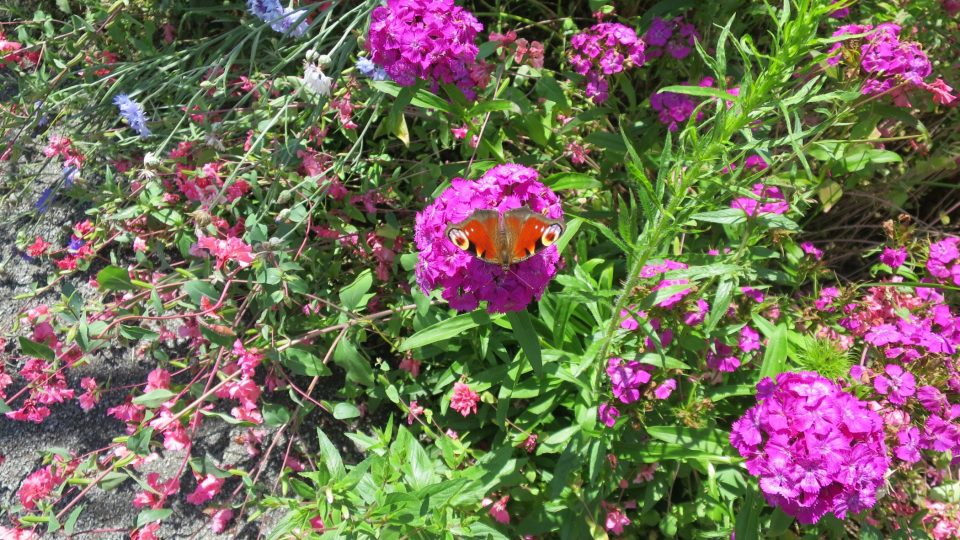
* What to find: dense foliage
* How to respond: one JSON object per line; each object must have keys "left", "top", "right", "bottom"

{"left": 1, "top": 0, "right": 959, "bottom": 538}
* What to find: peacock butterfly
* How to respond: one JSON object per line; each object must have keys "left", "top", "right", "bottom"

{"left": 445, "top": 206, "right": 565, "bottom": 270}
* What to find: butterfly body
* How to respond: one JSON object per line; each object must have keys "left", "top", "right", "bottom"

{"left": 445, "top": 207, "right": 565, "bottom": 270}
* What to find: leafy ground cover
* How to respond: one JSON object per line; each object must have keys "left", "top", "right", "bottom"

{"left": 1, "top": 0, "right": 959, "bottom": 538}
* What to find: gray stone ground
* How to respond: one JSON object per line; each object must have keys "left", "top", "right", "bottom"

{"left": 0, "top": 122, "right": 367, "bottom": 539}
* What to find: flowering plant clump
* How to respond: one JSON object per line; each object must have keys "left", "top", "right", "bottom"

{"left": 731, "top": 371, "right": 890, "bottom": 524}
{"left": 829, "top": 23, "right": 956, "bottom": 105}
{"left": 644, "top": 16, "right": 700, "bottom": 60}
{"left": 568, "top": 22, "right": 646, "bottom": 103}
{"left": 414, "top": 163, "right": 563, "bottom": 313}
{"left": 366, "top": 0, "right": 487, "bottom": 98}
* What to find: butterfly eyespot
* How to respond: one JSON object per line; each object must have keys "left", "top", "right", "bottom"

{"left": 447, "top": 229, "right": 470, "bottom": 251}
{"left": 541, "top": 224, "right": 563, "bottom": 246}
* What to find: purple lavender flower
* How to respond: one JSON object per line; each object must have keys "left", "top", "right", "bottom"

{"left": 113, "top": 94, "right": 151, "bottom": 138}
{"left": 730, "top": 372, "right": 889, "bottom": 524}
{"left": 414, "top": 164, "right": 563, "bottom": 313}
{"left": 606, "top": 357, "right": 652, "bottom": 404}
{"left": 568, "top": 22, "right": 646, "bottom": 103}
{"left": 366, "top": 0, "right": 486, "bottom": 99}
{"left": 356, "top": 57, "right": 388, "bottom": 81}
{"left": 247, "top": 0, "right": 307, "bottom": 37}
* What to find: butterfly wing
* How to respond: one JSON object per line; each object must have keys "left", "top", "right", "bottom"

{"left": 502, "top": 207, "right": 565, "bottom": 265}
{"left": 445, "top": 210, "right": 502, "bottom": 264}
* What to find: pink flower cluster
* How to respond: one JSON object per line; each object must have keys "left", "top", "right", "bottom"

{"left": 414, "top": 164, "right": 563, "bottom": 313}
{"left": 606, "top": 357, "right": 652, "bottom": 404}
{"left": 649, "top": 77, "right": 714, "bottom": 131}
{"left": 927, "top": 237, "right": 960, "bottom": 285}
{"left": 829, "top": 23, "right": 956, "bottom": 106}
{"left": 730, "top": 372, "right": 889, "bottom": 524}
{"left": 568, "top": 22, "right": 646, "bottom": 103}
{"left": 366, "top": 0, "right": 487, "bottom": 99}
{"left": 730, "top": 184, "right": 789, "bottom": 216}
{"left": 643, "top": 16, "right": 700, "bottom": 60}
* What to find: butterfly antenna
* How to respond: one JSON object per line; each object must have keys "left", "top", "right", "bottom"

{"left": 506, "top": 266, "right": 536, "bottom": 291}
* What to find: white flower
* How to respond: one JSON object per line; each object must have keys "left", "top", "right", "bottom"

{"left": 303, "top": 63, "right": 332, "bottom": 97}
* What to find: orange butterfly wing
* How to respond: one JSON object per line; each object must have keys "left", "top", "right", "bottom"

{"left": 446, "top": 210, "right": 501, "bottom": 264}
{"left": 503, "top": 208, "right": 564, "bottom": 265}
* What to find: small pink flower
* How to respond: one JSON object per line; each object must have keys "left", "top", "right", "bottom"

{"left": 801, "top": 241, "right": 823, "bottom": 261}
{"left": 451, "top": 125, "right": 468, "bottom": 139}
{"left": 880, "top": 247, "right": 908, "bottom": 268}
{"left": 310, "top": 515, "right": 325, "bottom": 531}
{"left": 186, "top": 473, "right": 225, "bottom": 505}
{"left": 598, "top": 402, "right": 620, "bottom": 427}
{"left": 605, "top": 506, "right": 630, "bottom": 535}
{"left": 445, "top": 428, "right": 459, "bottom": 440}
{"left": 210, "top": 508, "right": 233, "bottom": 533}
{"left": 520, "top": 433, "right": 538, "bottom": 453}
{"left": 399, "top": 355, "right": 421, "bottom": 377}
{"left": 654, "top": 379, "right": 676, "bottom": 400}
{"left": 407, "top": 400, "right": 424, "bottom": 425}
{"left": 450, "top": 382, "right": 480, "bottom": 417}
{"left": 133, "top": 236, "right": 148, "bottom": 252}
{"left": 485, "top": 495, "right": 510, "bottom": 524}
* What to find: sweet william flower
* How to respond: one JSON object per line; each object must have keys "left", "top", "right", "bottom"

{"left": 414, "top": 164, "right": 563, "bottom": 313}
{"left": 880, "top": 247, "right": 908, "bottom": 268}
{"left": 450, "top": 382, "right": 479, "bottom": 417}
{"left": 568, "top": 22, "right": 646, "bottom": 103}
{"left": 654, "top": 379, "right": 676, "bottom": 400}
{"left": 186, "top": 473, "right": 225, "bottom": 505}
{"left": 210, "top": 508, "right": 233, "bottom": 533}
{"left": 484, "top": 495, "right": 510, "bottom": 524}
{"left": 598, "top": 402, "right": 620, "bottom": 427}
{"left": 730, "top": 372, "right": 888, "bottom": 524}
{"left": 873, "top": 364, "right": 916, "bottom": 405}
{"left": 366, "top": 0, "right": 486, "bottom": 99}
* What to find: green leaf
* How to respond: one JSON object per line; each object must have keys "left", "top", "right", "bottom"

{"left": 136, "top": 508, "right": 172, "bottom": 528}
{"left": 263, "top": 403, "right": 291, "bottom": 427}
{"left": 930, "top": 482, "right": 960, "bottom": 503}
{"left": 758, "top": 323, "right": 788, "bottom": 381}
{"left": 691, "top": 208, "right": 747, "bottom": 225}
{"left": 645, "top": 426, "right": 730, "bottom": 456}
{"left": 467, "top": 99, "right": 520, "bottom": 116}
{"left": 505, "top": 310, "right": 543, "bottom": 377}
{"left": 406, "top": 433, "right": 434, "bottom": 490}
{"left": 317, "top": 428, "right": 346, "bottom": 481}
{"left": 96, "top": 265, "right": 136, "bottom": 291}
{"left": 333, "top": 402, "right": 361, "bottom": 420}
{"left": 658, "top": 84, "right": 738, "bottom": 102}
{"left": 126, "top": 427, "right": 154, "bottom": 455}
{"left": 705, "top": 279, "right": 735, "bottom": 330}
{"left": 399, "top": 311, "right": 495, "bottom": 351}
{"left": 19, "top": 336, "right": 56, "bottom": 361}
{"left": 183, "top": 280, "right": 218, "bottom": 304}
{"left": 543, "top": 173, "right": 601, "bottom": 191}
{"left": 339, "top": 269, "right": 373, "bottom": 311}
{"left": 369, "top": 80, "right": 452, "bottom": 113}
{"left": 64, "top": 505, "right": 84, "bottom": 535}
{"left": 279, "top": 347, "right": 332, "bottom": 377}
{"left": 132, "top": 389, "right": 176, "bottom": 407}
{"left": 119, "top": 325, "right": 160, "bottom": 341}
{"left": 333, "top": 338, "right": 374, "bottom": 386}
{"left": 734, "top": 483, "right": 761, "bottom": 540}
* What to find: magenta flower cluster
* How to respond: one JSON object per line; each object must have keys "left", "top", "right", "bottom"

{"left": 650, "top": 77, "right": 716, "bottom": 131}
{"left": 414, "top": 164, "right": 563, "bottom": 313}
{"left": 606, "top": 357, "right": 652, "bottom": 404}
{"left": 366, "top": 0, "right": 486, "bottom": 99}
{"left": 568, "top": 22, "right": 646, "bottom": 103}
{"left": 927, "top": 237, "right": 960, "bottom": 285}
{"left": 730, "top": 184, "right": 790, "bottom": 216}
{"left": 644, "top": 16, "right": 700, "bottom": 60}
{"left": 730, "top": 371, "right": 889, "bottom": 524}
{"left": 829, "top": 23, "right": 956, "bottom": 105}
